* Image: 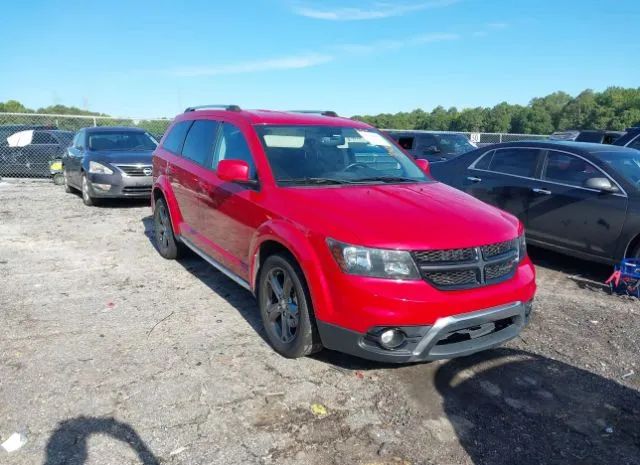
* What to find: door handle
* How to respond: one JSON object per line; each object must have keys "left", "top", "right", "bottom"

{"left": 466, "top": 176, "right": 482, "bottom": 183}
{"left": 532, "top": 188, "right": 552, "bottom": 195}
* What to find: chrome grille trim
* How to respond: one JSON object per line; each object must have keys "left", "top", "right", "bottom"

{"left": 115, "top": 164, "right": 152, "bottom": 177}
{"left": 412, "top": 239, "right": 519, "bottom": 290}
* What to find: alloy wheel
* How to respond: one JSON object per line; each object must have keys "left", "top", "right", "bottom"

{"left": 264, "top": 267, "right": 299, "bottom": 343}
{"left": 82, "top": 176, "right": 89, "bottom": 202}
{"left": 156, "top": 203, "right": 171, "bottom": 251}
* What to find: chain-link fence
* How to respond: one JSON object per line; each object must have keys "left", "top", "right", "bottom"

{"left": 0, "top": 113, "right": 171, "bottom": 178}
{"left": 0, "top": 112, "right": 550, "bottom": 179}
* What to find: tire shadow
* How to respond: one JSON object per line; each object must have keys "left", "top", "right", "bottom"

{"left": 528, "top": 245, "right": 612, "bottom": 284}
{"left": 43, "top": 416, "right": 159, "bottom": 465}
{"left": 141, "top": 215, "right": 268, "bottom": 345}
{"left": 431, "top": 348, "right": 640, "bottom": 465}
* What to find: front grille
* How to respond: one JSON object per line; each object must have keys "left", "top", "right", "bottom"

{"left": 423, "top": 269, "right": 479, "bottom": 287}
{"left": 481, "top": 239, "right": 517, "bottom": 259}
{"left": 485, "top": 260, "right": 517, "bottom": 281}
{"left": 116, "top": 164, "right": 152, "bottom": 177}
{"left": 413, "top": 247, "right": 477, "bottom": 264}
{"left": 413, "top": 238, "right": 519, "bottom": 290}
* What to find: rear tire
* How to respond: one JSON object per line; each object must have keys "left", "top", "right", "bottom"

{"left": 53, "top": 173, "right": 65, "bottom": 186}
{"left": 153, "top": 197, "right": 183, "bottom": 259}
{"left": 258, "top": 254, "right": 322, "bottom": 358}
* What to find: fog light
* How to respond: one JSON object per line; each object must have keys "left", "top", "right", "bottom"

{"left": 93, "top": 183, "right": 111, "bottom": 191}
{"left": 379, "top": 328, "right": 406, "bottom": 349}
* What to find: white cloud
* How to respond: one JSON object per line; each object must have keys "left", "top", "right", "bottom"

{"left": 292, "top": 0, "right": 459, "bottom": 21}
{"left": 167, "top": 32, "right": 461, "bottom": 79}
{"left": 338, "top": 33, "right": 460, "bottom": 54}
{"left": 487, "top": 22, "right": 508, "bottom": 29}
{"left": 169, "top": 54, "right": 334, "bottom": 77}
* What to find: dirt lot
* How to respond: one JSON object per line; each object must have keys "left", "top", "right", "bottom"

{"left": 1, "top": 179, "right": 639, "bottom": 465}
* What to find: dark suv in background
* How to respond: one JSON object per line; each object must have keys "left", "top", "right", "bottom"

{"left": 0, "top": 128, "right": 73, "bottom": 177}
{"left": 613, "top": 127, "right": 640, "bottom": 150}
{"left": 385, "top": 130, "right": 476, "bottom": 162}
{"left": 549, "top": 129, "right": 624, "bottom": 144}
{"left": 63, "top": 127, "right": 157, "bottom": 206}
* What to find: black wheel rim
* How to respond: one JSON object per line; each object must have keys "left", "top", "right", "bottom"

{"left": 264, "top": 267, "right": 299, "bottom": 344}
{"left": 155, "top": 204, "right": 171, "bottom": 251}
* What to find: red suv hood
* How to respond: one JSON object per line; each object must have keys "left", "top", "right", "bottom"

{"left": 279, "top": 182, "right": 520, "bottom": 250}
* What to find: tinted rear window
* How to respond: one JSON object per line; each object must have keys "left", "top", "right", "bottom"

{"left": 181, "top": 120, "right": 219, "bottom": 165}
{"left": 489, "top": 148, "right": 540, "bottom": 177}
{"left": 397, "top": 136, "right": 414, "bottom": 150}
{"left": 162, "top": 121, "right": 192, "bottom": 154}
{"left": 576, "top": 132, "right": 603, "bottom": 143}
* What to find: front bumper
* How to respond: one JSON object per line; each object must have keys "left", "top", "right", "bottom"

{"left": 317, "top": 300, "right": 532, "bottom": 363}
{"left": 87, "top": 172, "right": 152, "bottom": 198}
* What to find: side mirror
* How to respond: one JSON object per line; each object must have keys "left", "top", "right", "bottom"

{"left": 584, "top": 177, "right": 618, "bottom": 193}
{"left": 415, "top": 158, "right": 431, "bottom": 175}
{"left": 218, "top": 159, "right": 252, "bottom": 183}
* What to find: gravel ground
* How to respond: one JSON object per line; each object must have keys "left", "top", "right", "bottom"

{"left": 1, "top": 179, "right": 639, "bottom": 465}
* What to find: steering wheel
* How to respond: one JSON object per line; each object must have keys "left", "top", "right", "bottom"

{"left": 343, "top": 162, "right": 369, "bottom": 172}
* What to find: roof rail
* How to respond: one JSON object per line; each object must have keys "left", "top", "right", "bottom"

{"left": 289, "top": 110, "right": 339, "bottom": 117}
{"left": 184, "top": 104, "right": 242, "bottom": 113}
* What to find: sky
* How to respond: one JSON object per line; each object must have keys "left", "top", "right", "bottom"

{"left": 0, "top": 0, "right": 639, "bottom": 118}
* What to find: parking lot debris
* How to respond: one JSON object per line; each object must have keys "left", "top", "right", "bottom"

{"left": 622, "top": 370, "right": 635, "bottom": 379}
{"left": 1, "top": 431, "right": 28, "bottom": 453}
{"left": 605, "top": 427, "right": 614, "bottom": 434}
{"left": 310, "top": 403, "right": 328, "bottom": 418}
{"left": 146, "top": 311, "right": 175, "bottom": 337}
{"left": 169, "top": 446, "right": 187, "bottom": 456}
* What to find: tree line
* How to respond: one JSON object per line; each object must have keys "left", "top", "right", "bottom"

{"left": 2, "top": 86, "right": 640, "bottom": 135}
{"left": 0, "top": 100, "right": 170, "bottom": 135}
{"left": 352, "top": 87, "right": 640, "bottom": 134}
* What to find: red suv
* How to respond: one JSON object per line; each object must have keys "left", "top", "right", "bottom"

{"left": 151, "top": 105, "right": 536, "bottom": 363}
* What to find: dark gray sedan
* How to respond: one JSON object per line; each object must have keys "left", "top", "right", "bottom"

{"left": 63, "top": 127, "right": 157, "bottom": 206}
{"left": 431, "top": 140, "right": 640, "bottom": 264}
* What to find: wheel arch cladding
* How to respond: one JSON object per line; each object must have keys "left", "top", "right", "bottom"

{"left": 152, "top": 176, "right": 183, "bottom": 236}
{"left": 251, "top": 222, "right": 335, "bottom": 321}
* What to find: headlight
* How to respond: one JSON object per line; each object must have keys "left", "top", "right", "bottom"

{"left": 517, "top": 234, "right": 527, "bottom": 262}
{"left": 89, "top": 161, "right": 113, "bottom": 175}
{"left": 326, "top": 238, "right": 420, "bottom": 280}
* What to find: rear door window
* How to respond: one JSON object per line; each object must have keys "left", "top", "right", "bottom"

{"left": 32, "top": 132, "right": 57, "bottom": 144}
{"left": 488, "top": 148, "right": 541, "bottom": 178}
{"left": 397, "top": 136, "right": 414, "bottom": 150}
{"left": 162, "top": 121, "right": 192, "bottom": 155}
{"left": 471, "top": 150, "right": 494, "bottom": 170}
{"left": 542, "top": 151, "right": 599, "bottom": 187}
{"left": 627, "top": 135, "right": 640, "bottom": 151}
{"left": 181, "top": 120, "right": 220, "bottom": 165}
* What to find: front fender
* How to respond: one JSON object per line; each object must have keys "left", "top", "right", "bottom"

{"left": 152, "top": 175, "right": 184, "bottom": 236}
{"left": 249, "top": 220, "right": 335, "bottom": 322}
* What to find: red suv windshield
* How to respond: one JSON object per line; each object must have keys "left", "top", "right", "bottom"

{"left": 254, "top": 125, "right": 428, "bottom": 185}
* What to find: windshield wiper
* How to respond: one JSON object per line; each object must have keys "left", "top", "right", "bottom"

{"left": 279, "top": 177, "right": 355, "bottom": 185}
{"left": 351, "top": 176, "right": 420, "bottom": 183}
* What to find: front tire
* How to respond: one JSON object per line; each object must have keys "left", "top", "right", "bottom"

{"left": 153, "top": 197, "right": 182, "bottom": 259}
{"left": 258, "top": 254, "right": 322, "bottom": 358}
{"left": 64, "top": 171, "right": 76, "bottom": 193}
{"left": 81, "top": 174, "right": 97, "bottom": 206}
